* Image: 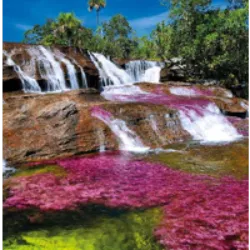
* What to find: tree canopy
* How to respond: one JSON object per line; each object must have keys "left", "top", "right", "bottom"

{"left": 23, "top": 0, "right": 248, "bottom": 94}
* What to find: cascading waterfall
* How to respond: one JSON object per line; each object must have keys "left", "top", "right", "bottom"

{"left": 3, "top": 160, "right": 15, "bottom": 177}
{"left": 178, "top": 103, "right": 242, "bottom": 143}
{"left": 3, "top": 50, "right": 41, "bottom": 93}
{"left": 92, "top": 107, "right": 149, "bottom": 153}
{"left": 90, "top": 54, "right": 164, "bottom": 86}
{"left": 28, "top": 46, "right": 67, "bottom": 92}
{"left": 79, "top": 68, "right": 88, "bottom": 88}
{"left": 3, "top": 47, "right": 244, "bottom": 145}
{"left": 125, "top": 60, "right": 164, "bottom": 83}
{"left": 142, "top": 66, "right": 162, "bottom": 83}
{"left": 89, "top": 54, "right": 244, "bottom": 144}
{"left": 89, "top": 53, "right": 134, "bottom": 86}
{"left": 54, "top": 51, "right": 80, "bottom": 90}
{"left": 97, "top": 129, "right": 106, "bottom": 152}
{"left": 70, "top": 58, "right": 88, "bottom": 88}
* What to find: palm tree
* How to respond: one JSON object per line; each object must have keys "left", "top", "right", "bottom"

{"left": 88, "top": 0, "right": 106, "bottom": 27}
{"left": 55, "top": 13, "right": 82, "bottom": 46}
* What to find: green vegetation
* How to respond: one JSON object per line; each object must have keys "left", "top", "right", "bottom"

{"left": 146, "top": 139, "right": 249, "bottom": 179}
{"left": 13, "top": 164, "right": 67, "bottom": 178}
{"left": 23, "top": 0, "right": 248, "bottom": 89}
{"left": 4, "top": 208, "right": 163, "bottom": 250}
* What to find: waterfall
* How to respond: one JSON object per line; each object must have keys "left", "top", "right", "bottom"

{"left": 3, "top": 160, "right": 15, "bottom": 177}
{"left": 80, "top": 68, "right": 88, "bottom": 88}
{"left": 179, "top": 103, "right": 242, "bottom": 143}
{"left": 125, "top": 60, "right": 164, "bottom": 83}
{"left": 92, "top": 107, "right": 149, "bottom": 153}
{"left": 97, "top": 129, "right": 106, "bottom": 152}
{"left": 54, "top": 51, "right": 79, "bottom": 90}
{"left": 89, "top": 54, "right": 164, "bottom": 88}
{"left": 89, "top": 53, "right": 133, "bottom": 86}
{"left": 142, "top": 66, "right": 162, "bottom": 83}
{"left": 28, "top": 46, "right": 67, "bottom": 92}
{"left": 3, "top": 50, "right": 41, "bottom": 93}
{"left": 97, "top": 84, "right": 243, "bottom": 144}
{"left": 71, "top": 58, "right": 88, "bottom": 88}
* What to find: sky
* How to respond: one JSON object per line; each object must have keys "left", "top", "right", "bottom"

{"left": 3, "top": 0, "right": 228, "bottom": 42}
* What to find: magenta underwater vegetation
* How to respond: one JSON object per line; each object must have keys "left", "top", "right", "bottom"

{"left": 4, "top": 152, "right": 248, "bottom": 249}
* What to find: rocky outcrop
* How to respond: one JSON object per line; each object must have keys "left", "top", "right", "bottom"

{"left": 3, "top": 89, "right": 189, "bottom": 164}
{"left": 136, "top": 82, "right": 249, "bottom": 117}
{"left": 3, "top": 42, "right": 100, "bottom": 92}
{"left": 160, "top": 63, "right": 187, "bottom": 82}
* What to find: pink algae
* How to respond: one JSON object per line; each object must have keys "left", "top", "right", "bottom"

{"left": 4, "top": 152, "right": 248, "bottom": 249}
{"left": 4, "top": 152, "right": 214, "bottom": 210}
{"left": 228, "top": 117, "right": 249, "bottom": 136}
{"left": 155, "top": 178, "right": 248, "bottom": 250}
{"left": 91, "top": 106, "right": 112, "bottom": 121}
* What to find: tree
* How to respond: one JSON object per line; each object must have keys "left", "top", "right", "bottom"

{"left": 23, "top": 13, "right": 93, "bottom": 48}
{"left": 151, "top": 21, "right": 173, "bottom": 60}
{"left": 54, "top": 13, "right": 82, "bottom": 46}
{"left": 101, "top": 14, "right": 136, "bottom": 58}
{"left": 88, "top": 0, "right": 106, "bottom": 27}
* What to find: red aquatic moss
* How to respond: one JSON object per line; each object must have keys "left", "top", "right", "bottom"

{"left": 155, "top": 178, "right": 248, "bottom": 250}
{"left": 4, "top": 153, "right": 215, "bottom": 210}
{"left": 228, "top": 117, "right": 249, "bottom": 136}
{"left": 4, "top": 153, "right": 248, "bottom": 249}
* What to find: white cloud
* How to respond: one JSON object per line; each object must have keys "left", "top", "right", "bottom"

{"left": 129, "top": 11, "right": 169, "bottom": 30}
{"left": 15, "top": 24, "right": 33, "bottom": 31}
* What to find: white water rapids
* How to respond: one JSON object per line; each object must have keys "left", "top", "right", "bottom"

{"left": 90, "top": 53, "right": 243, "bottom": 146}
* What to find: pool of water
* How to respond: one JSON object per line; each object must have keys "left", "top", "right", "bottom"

{"left": 3, "top": 139, "right": 249, "bottom": 250}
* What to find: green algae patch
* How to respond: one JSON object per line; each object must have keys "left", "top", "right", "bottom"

{"left": 13, "top": 164, "right": 67, "bottom": 178}
{"left": 4, "top": 208, "right": 163, "bottom": 250}
{"left": 146, "top": 140, "right": 248, "bottom": 179}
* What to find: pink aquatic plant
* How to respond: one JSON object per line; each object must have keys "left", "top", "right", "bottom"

{"left": 91, "top": 106, "right": 112, "bottom": 122}
{"left": 155, "top": 178, "right": 248, "bottom": 250}
{"left": 4, "top": 153, "right": 248, "bottom": 249}
{"left": 228, "top": 117, "right": 249, "bottom": 136}
{"left": 4, "top": 153, "right": 214, "bottom": 210}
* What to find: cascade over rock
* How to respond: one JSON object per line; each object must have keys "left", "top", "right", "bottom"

{"left": 2, "top": 44, "right": 248, "bottom": 163}
{"left": 3, "top": 89, "right": 189, "bottom": 164}
{"left": 136, "top": 82, "right": 249, "bottom": 117}
{"left": 3, "top": 43, "right": 99, "bottom": 92}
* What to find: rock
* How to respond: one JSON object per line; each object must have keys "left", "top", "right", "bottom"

{"left": 160, "top": 64, "right": 187, "bottom": 82}
{"left": 136, "top": 82, "right": 249, "bottom": 117}
{"left": 3, "top": 90, "right": 189, "bottom": 165}
{"left": 3, "top": 42, "right": 100, "bottom": 92}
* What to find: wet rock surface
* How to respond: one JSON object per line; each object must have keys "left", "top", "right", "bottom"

{"left": 3, "top": 42, "right": 100, "bottom": 92}
{"left": 3, "top": 89, "right": 189, "bottom": 164}
{"left": 136, "top": 82, "right": 249, "bottom": 116}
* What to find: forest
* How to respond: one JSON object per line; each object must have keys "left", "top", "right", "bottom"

{"left": 23, "top": 0, "right": 248, "bottom": 91}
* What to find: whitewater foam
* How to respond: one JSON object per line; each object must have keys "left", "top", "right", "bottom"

{"left": 179, "top": 103, "right": 242, "bottom": 143}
